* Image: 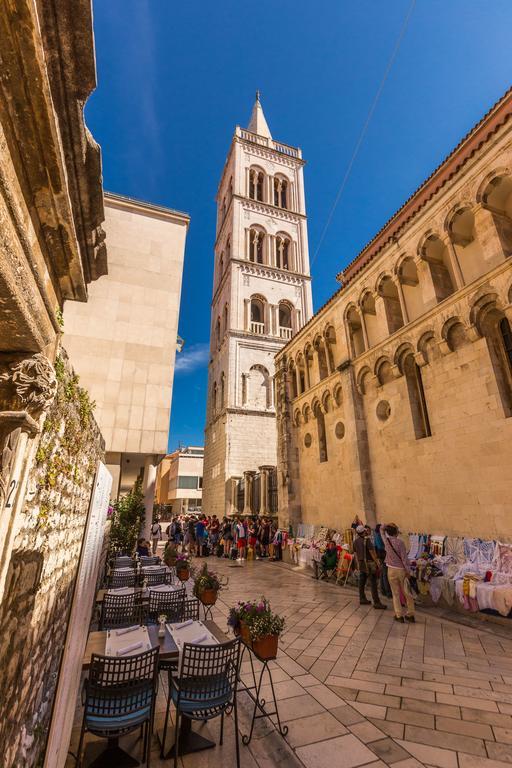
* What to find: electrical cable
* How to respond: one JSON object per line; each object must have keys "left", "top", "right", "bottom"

{"left": 311, "top": 0, "right": 416, "bottom": 266}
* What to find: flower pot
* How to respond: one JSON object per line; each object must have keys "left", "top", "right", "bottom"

{"left": 233, "top": 625, "right": 241, "bottom": 637}
{"left": 252, "top": 634, "right": 278, "bottom": 660}
{"left": 239, "top": 621, "right": 251, "bottom": 646}
{"left": 199, "top": 588, "right": 218, "bottom": 606}
{"left": 176, "top": 566, "right": 190, "bottom": 582}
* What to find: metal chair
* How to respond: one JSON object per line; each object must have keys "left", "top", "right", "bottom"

{"left": 182, "top": 597, "right": 200, "bottom": 621}
{"left": 166, "top": 638, "right": 241, "bottom": 767}
{"left": 108, "top": 570, "right": 138, "bottom": 589}
{"left": 140, "top": 556, "right": 161, "bottom": 566}
{"left": 146, "top": 587, "right": 186, "bottom": 624}
{"left": 143, "top": 569, "right": 171, "bottom": 588}
{"left": 100, "top": 593, "right": 142, "bottom": 631}
{"left": 77, "top": 646, "right": 159, "bottom": 767}
{"left": 113, "top": 555, "right": 134, "bottom": 568}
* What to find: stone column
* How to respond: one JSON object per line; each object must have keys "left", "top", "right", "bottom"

{"left": 243, "top": 470, "right": 256, "bottom": 515}
{"left": 268, "top": 235, "right": 275, "bottom": 267}
{"left": 445, "top": 238, "right": 465, "bottom": 290}
{"left": 474, "top": 204, "right": 508, "bottom": 266}
{"left": 304, "top": 356, "right": 311, "bottom": 390}
{"left": 142, "top": 456, "right": 157, "bottom": 540}
{"left": 244, "top": 298, "right": 250, "bottom": 331}
{"left": 358, "top": 306, "right": 370, "bottom": 351}
{"left": 393, "top": 275, "right": 409, "bottom": 325}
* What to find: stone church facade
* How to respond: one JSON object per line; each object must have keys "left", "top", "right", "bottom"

{"left": 276, "top": 88, "right": 512, "bottom": 540}
{"left": 202, "top": 96, "right": 313, "bottom": 517}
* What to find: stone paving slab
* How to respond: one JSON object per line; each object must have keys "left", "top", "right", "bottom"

{"left": 68, "top": 556, "right": 512, "bottom": 767}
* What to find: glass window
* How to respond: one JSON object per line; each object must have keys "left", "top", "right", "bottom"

{"left": 178, "top": 476, "right": 199, "bottom": 489}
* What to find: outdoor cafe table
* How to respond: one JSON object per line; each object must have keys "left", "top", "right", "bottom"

{"left": 82, "top": 621, "right": 229, "bottom": 764}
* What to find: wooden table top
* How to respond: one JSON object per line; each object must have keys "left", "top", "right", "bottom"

{"left": 82, "top": 621, "right": 228, "bottom": 670}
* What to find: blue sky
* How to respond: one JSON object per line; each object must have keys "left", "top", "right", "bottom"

{"left": 87, "top": 0, "right": 512, "bottom": 451}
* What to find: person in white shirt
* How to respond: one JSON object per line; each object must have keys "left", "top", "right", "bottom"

{"left": 151, "top": 520, "right": 162, "bottom": 555}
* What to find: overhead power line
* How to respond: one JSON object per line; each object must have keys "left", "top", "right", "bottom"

{"left": 312, "top": 0, "right": 416, "bottom": 266}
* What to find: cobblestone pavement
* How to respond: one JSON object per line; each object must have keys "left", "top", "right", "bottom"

{"left": 69, "top": 557, "right": 512, "bottom": 768}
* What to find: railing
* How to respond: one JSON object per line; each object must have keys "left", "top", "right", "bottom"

{"left": 237, "top": 128, "right": 301, "bottom": 159}
{"left": 250, "top": 321, "right": 265, "bottom": 335}
{"left": 279, "top": 326, "right": 293, "bottom": 340}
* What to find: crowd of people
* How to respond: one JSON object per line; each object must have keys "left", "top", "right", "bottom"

{"left": 319, "top": 517, "right": 416, "bottom": 623}
{"left": 155, "top": 514, "right": 282, "bottom": 562}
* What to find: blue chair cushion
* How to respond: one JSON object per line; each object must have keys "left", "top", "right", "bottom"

{"left": 85, "top": 692, "right": 153, "bottom": 733}
{"left": 171, "top": 673, "right": 232, "bottom": 713}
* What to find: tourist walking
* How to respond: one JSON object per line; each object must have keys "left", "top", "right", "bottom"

{"left": 353, "top": 525, "right": 387, "bottom": 609}
{"left": 383, "top": 523, "right": 416, "bottom": 623}
{"left": 150, "top": 519, "right": 162, "bottom": 554}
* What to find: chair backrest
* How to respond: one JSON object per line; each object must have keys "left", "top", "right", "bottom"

{"left": 86, "top": 647, "right": 159, "bottom": 720}
{"left": 140, "top": 556, "right": 160, "bottom": 566}
{"left": 113, "top": 556, "right": 134, "bottom": 568}
{"left": 147, "top": 587, "right": 186, "bottom": 623}
{"left": 108, "top": 571, "right": 138, "bottom": 589}
{"left": 143, "top": 569, "right": 170, "bottom": 587}
{"left": 182, "top": 597, "right": 200, "bottom": 621}
{"left": 100, "top": 593, "right": 141, "bottom": 630}
{"left": 178, "top": 638, "right": 241, "bottom": 711}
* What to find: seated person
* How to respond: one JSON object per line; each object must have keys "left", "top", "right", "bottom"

{"left": 136, "top": 537, "right": 150, "bottom": 557}
{"left": 319, "top": 541, "right": 338, "bottom": 579}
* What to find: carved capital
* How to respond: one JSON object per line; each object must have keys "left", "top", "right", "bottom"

{"left": 0, "top": 353, "right": 57, "bottom": 415}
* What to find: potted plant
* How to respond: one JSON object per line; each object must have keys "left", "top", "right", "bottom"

{"left": 193, "top": 563, "right": 222, "bottom": 605}
{"left": 227, "top": 602, "right": 245, "bottom": 636}
{"left": 175, "top": 553, "right": 191, "bottom": 581}
{"left": 163, "top": 541, "right": 178, "bottom": 568}
{"left": 243, "top": 599, "right": 285, "bottom": 659}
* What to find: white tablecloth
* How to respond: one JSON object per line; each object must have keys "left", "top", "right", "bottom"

{"left": 105, "top": 625, "right": 151, "bottom": 656}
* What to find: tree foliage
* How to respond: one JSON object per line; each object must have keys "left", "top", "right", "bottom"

{"left": 109, "top": 479, "right": 145, "bottom": 554}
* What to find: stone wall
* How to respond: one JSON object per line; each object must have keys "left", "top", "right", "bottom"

{"left": 0, "top": 351, "right": 103, "bottom": 767}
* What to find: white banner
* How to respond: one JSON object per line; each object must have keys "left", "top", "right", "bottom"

{"left": 44, "top": 461, "right": 112, "bottom": 768}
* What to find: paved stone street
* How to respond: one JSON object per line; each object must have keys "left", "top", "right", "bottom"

{"left": 70, "top": 557, "right": 512, "bottom": 768}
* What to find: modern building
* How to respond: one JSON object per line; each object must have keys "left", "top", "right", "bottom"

{"left": 64, "top": 192, "right": 190, "bottom": 517}
{"left": 202, "top": 94, "right": 313, "bottom": 517}
{"left": 155, "top": 446, "right": 204, "bottom": 515}
{"left": 276, "top": 87, "right": 512, "bottom": 541}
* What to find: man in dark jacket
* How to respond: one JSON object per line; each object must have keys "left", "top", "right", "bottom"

{"left": 353, "top": 525, "right": 387, "bottom": 610}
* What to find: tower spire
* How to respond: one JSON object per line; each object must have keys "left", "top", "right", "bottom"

{"left": 247, "top": 91, "right": 272, "bottom": 139}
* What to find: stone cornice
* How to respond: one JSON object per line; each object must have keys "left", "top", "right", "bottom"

{"left": 239, "top": 261, "right": 311, "bottom": 284}
{"left": 239, "top": 196, "right": 306, "bottom": 223}
{"left": 238, "top": 138, "right": 305, "bottom": 168}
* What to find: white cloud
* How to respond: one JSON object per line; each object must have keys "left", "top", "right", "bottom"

{"left": 175, "top": 343, "right": 210, "bottom": 374}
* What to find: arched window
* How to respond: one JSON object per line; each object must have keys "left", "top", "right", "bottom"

{"left": 361, "top": 293, "right": 378, "bottom": 348}
{"left": 247, "top": 364, "right": 270, "bottom": 409}
{"left": 289, "top": 363, "right": 298, "bottom": 399}
{"left": 378, "top": 276, "right": 404, "bottom": 334}
{"left": 215, "top": 317, "right": 221, "bottom": 349}
{"left": 250, "top": 296, "right": 265, "bottom": 335}
{"left": 276, "top": 234, "right": 291, "bottom": 270}
{"left": 222, "top": 197, "right": 226, "bottom": 221}
{"left": 223, "top": 303, "right": 229, "bottom": 334}
{"left": 314, "top": 402, "right": 328, "bottom": 463}
{"left": 219, "top": 253, "right": 224, "bottom": 282}
{"left": 296, "top": 356, "right": 306, "bottom": 394}
{"left": 249, "top": 228, "right": 265, "bottom": 264}
{"left": 398, "top": 257, "right": 424, "bottom": 322}
{"left": 212, "top": 382, "right": 217, "bottom": 414}
{"left": 420, "top": 234, "right": 456, "bottom": 302}
{"left": 476, "top": 305, "right": 512, "bottom": 418}
{"left": 481, "top": 175, "right": 512, "bottom": 259}
{"left": 279, "top": 302, "right": 292, "bottom": 339}
{"left": 249, "top": 168, "right": 265, "bottom": 202}
{"left": 274, "top": 176, "right": 288, "bottom": 208}
{"left": 403, "top": 354, "right": 431, "bottom": 439}
{"left": 315, "top": 337, "right": 329, "bottom": 380}
{"left": 225, "top": 237, "right": 231, "bottom": 262}
{"left": 501, "top": 317, "right": 512, "bottom": 371}
{"left": 346, "top": 306, "right": 365, "bottom": 357}
{"left": 448, "top": 208, "right": 485, "bottom": 284}
{"left": 220, "top": 373, "right": 225, "bottom": 407}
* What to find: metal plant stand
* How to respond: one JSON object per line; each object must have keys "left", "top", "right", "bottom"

{"left": 238, "top": 642, "right": 288, "bottom": 745}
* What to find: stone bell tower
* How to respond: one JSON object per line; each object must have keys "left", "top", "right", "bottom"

{"left": 202, "top": 93, "right": 313, "bottom": 517}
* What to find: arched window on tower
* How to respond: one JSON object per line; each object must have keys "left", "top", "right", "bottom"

{"left": 250, "top": 296, "right": 265, "bottom": 335}
{"left": 218, "top": 253, "right": 224, "bottom": 283}
{"left": 249, "top": 228, "right": 265, "bottom": 264}
{"left": 276, "top": 234, "right": 291, "bottom": 270}
{"left": 220, "top": 373, "right": 225, "bottom": 408}
{"left": 249, "top": 168, "right": 265, "bottom": 202}
{"left": 212, "top": 381, "right": 217, "bottom": 415}
{"left": 274, "top": 176, "right": 288, "bottom": 208}
{"left": 226, "top": 237, "right": 231, "bottom": 262}
{"left": 278, "top": 302, "right": 293, "bottom": 340}
{"left": 215, "top": 317, "right": 221, "bottom": 349}
{"left": 477, "top": 303, "right": 512, "bottom": 418}
{"left": 223, "top": 303, "right": 229, "bottom": 334}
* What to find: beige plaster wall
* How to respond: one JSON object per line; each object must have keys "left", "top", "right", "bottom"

{"left": 64, "top": 194, "right": 188, "bottom": 455}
